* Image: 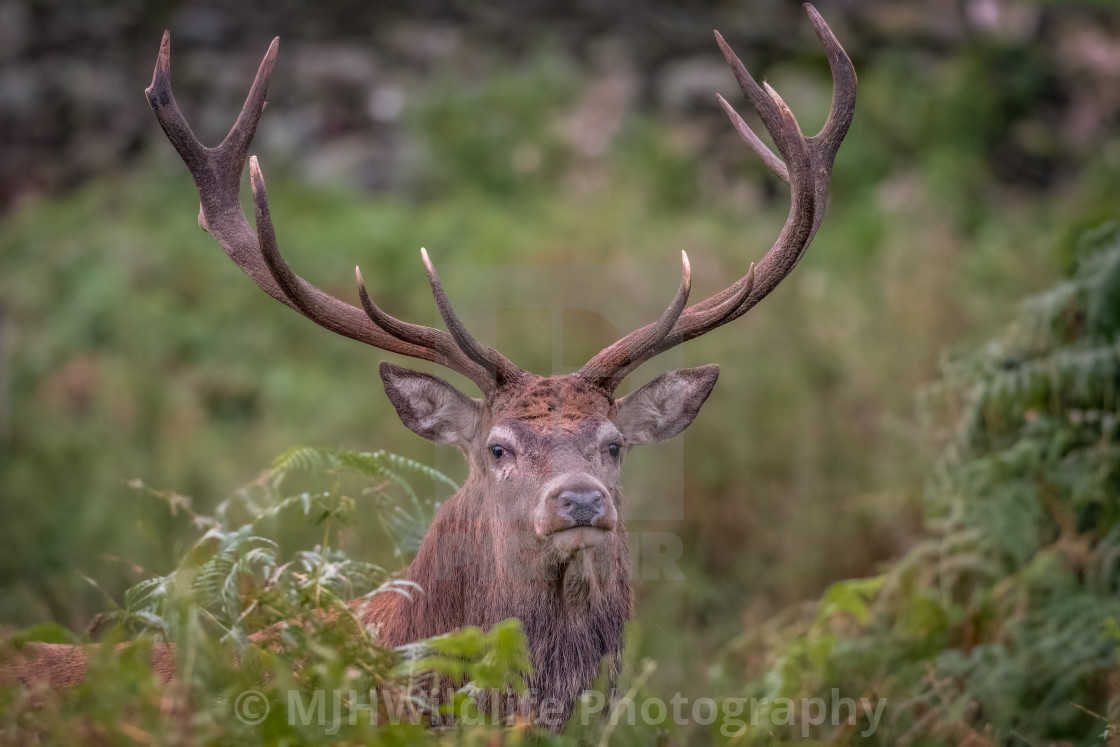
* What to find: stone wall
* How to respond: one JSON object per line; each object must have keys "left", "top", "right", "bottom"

{"left": 1, "top": 0, "right": 1117, "bottom": 211}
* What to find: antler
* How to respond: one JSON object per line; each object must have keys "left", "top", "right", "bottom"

{"left": 145, "top": 32, "right": 523, "bottom": 396}
{"left": 577, "top": 3, "right": 856, "bottom": 393}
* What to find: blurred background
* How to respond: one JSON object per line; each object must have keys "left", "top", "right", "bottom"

{"left": 3, "top": 0, "right": 1120, "bottom": 739}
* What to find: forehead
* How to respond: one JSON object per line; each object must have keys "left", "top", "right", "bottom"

{"left": 490, "top": 376, "right": 616, "bottom": 439}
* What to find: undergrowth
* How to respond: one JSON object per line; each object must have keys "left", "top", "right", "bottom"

{"left": 6, "top": 223, "right": 1120, "bottom": 742}
{"left": 720, "top": 224, "right": 1120, "bottom": 745}
{"left": 0, "top": 447, "right": 551, "bottom": 744}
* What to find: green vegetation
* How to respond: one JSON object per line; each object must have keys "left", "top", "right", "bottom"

{"left": 722, "top": 226, "right": 1120, "bottom": 744}
{"left": 8, "top": 226, "right": 1120, "bottom": 744}
{"left": 2, "top": 447, "right": 544, "bottom": 744}
{"left": 3, "top": 18, "right": 1120, "bottom": 744}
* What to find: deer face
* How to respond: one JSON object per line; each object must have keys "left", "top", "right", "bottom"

{"left": 380, "top": 363, "right": 718, "bottom": 557}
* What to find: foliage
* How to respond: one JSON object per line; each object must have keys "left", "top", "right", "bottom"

{"left": 0, "top": 446, "right": 559, "bottom": 744}
{"left": 0, "top": 28, "right": 1074, "bottom": 641}
{"left": 724, "top": 224, "right": 1120, "bottom": 745}
{"left": 7, "top": 17, "right": 1120, "bottom": 744}
{"left": 0, "top": 444, "right": 686, "bottom": 744}
{"left": 410, "top": 53, "right": 579, "bottom": 198}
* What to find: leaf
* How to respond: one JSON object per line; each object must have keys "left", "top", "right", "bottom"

{"left": 9, "top": 622, "right": 79, "bottom": 649}
{"left": 818, "top": 575, "right": 885, "bottom": 625}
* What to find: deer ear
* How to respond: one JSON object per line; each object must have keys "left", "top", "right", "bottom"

{"left": 614, "top": 365, "right": 719, "bottom": 444}
{"left": 379, "top": 362, "right": 482, "bottom": 445}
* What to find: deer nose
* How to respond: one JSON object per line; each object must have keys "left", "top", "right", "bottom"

{"left": 555, "top": 489, "right": 606, "bottom": 527}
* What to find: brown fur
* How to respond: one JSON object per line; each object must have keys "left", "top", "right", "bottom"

{"left": 491, "top": 376, "right": 616, "bottom": 427}
{"left": 358, "top": 486, "right": 631, "bottom": 729}
{"left": 4, "top": 366, "right": 723, "bottom": 732}
{"left": 360, "top": 373, "right": 634, "bottom": 729}
{"left": 4, "top": 640, "right": 177, "bottom": 690}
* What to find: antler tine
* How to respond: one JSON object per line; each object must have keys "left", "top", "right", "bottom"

{"left": 586, "top": 260, "right": 756, "bottom": 388}
{"left": 145, "top": 31, "right": 208, "bottom": 168}
{"left": 248, "top": 156, "right": 312, "bottom": 314}
{"left": 148, "top": 32, "right": 506, "bottom": 396}
{"left": 718, "top": 93, "right": 788, "bottom": 183}
{"left": 806, "top": 3, "right": 857, "bottom": 158}
{"left": 220, "top": 39, "right": 278, "bottom": 180}
{"left": 804, "top": 2, "right": 857, "bottom": 240}
{"left": 357, "top": 266, "right": 441, "bottom": 347}
{"left": 421, "top": 250, "right": 525, "bottom": 388}
{"left": 354, "top": 263, "right": 496, "bottom": 382}
{"left": 247, "top": 158, "right": 501, "bottom": 391}
{"left": 146, "top": 32, "right": 277, "bottom": 212}
{"left": 578, "top": 3, "right": 854, "bottom": 392}
{"left": 577, "top": 251, "right": 692, "bottom": 391}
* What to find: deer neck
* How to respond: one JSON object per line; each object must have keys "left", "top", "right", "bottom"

{"left": 361, "top": 478, "right": 632, "bottom": 713}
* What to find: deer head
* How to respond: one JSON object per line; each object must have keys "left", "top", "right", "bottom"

{"left": 143, "top": 3, "right": 855, "bottom": 728}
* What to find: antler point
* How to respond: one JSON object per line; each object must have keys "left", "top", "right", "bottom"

{"left": 149, "top": 30, "right": 173, "bottom": 93}
{"left": 248, "top": 157, "right": 267, "bottom": 200}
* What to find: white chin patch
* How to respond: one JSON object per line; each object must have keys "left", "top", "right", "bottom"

{"left": 550, "top": 527, "right": 608, "bottom": 553}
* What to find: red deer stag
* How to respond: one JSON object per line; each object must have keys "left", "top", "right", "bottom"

{"left": 9, "top": 4, "right": 854, "bottom": 731}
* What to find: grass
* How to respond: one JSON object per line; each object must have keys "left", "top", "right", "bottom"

{"left": 2, "top": 35, "right": 1119, "bottom": 742}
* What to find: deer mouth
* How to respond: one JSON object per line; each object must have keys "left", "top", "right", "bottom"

{"left": 548, "top": 526, "right": 609, "bottom": 553}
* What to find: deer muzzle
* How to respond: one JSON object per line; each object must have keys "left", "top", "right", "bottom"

{"left": 536, "top": 478, "right": 616, "bottom": 552}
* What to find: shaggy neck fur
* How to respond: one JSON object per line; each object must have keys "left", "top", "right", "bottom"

{"left": 360, "top": 472, "right": 632, "bottom": 729}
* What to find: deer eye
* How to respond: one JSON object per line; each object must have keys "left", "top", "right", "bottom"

{"left": 489, "top": 444, "right": 507, "bottom": 460}
{"left": 608, "top": 443, "right": 621, "bottom": 459}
